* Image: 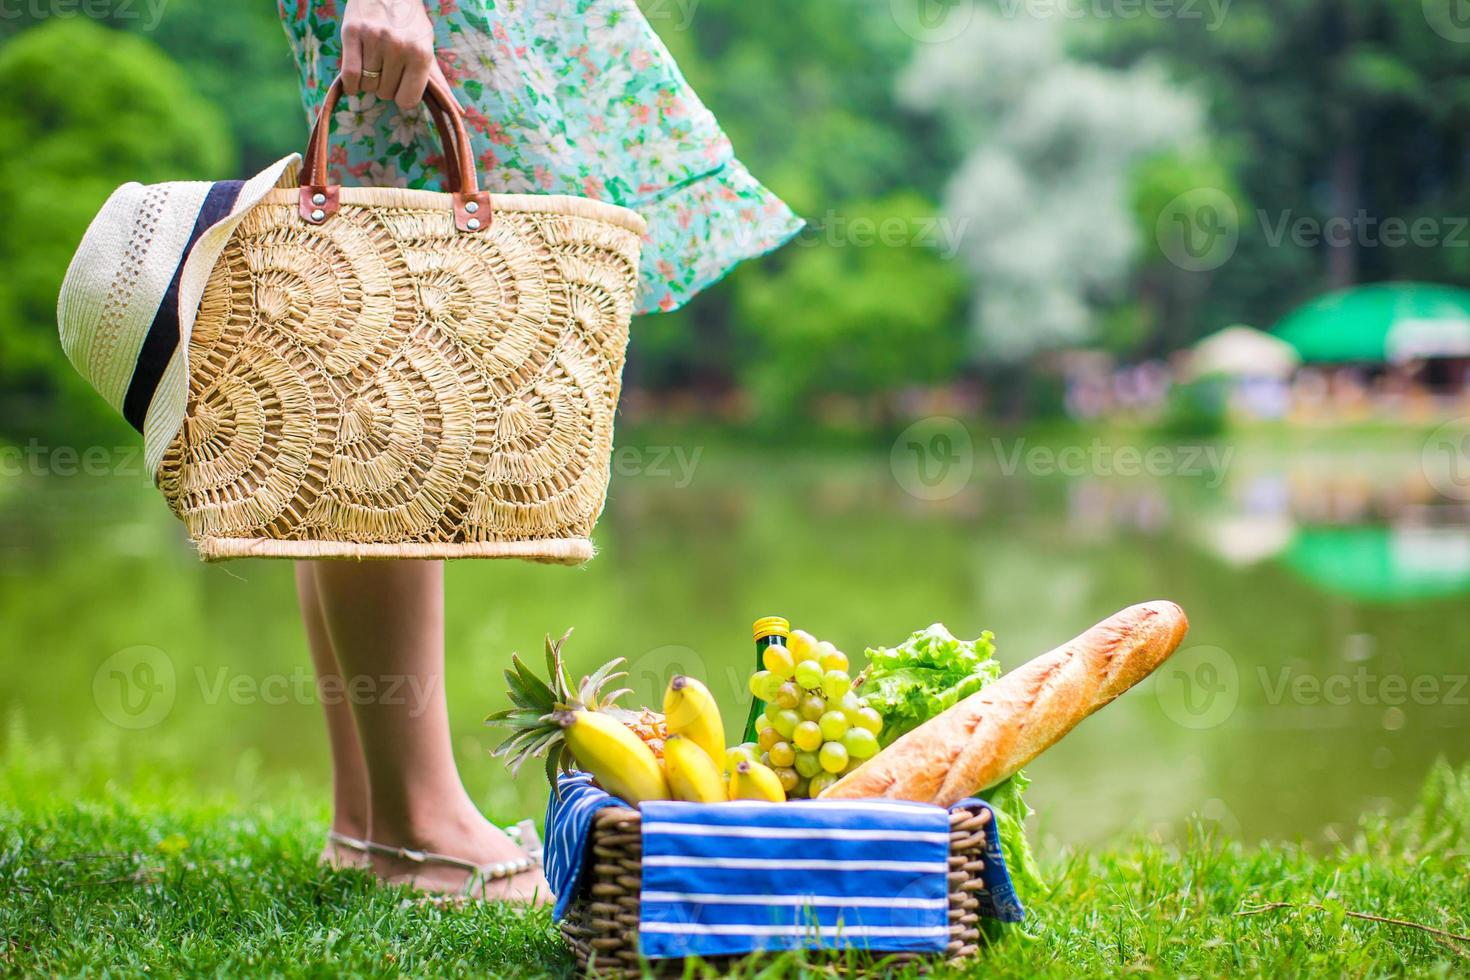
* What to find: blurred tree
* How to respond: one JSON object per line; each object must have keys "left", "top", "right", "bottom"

{"left": 1082, "top": 0, "right": 1470, "bottom": 327}
{"left": 644, "top": 0, "right": 950, "bottom": 214}
{"left": 0, "top": 19, "right": 233, "bottom": 436}
{"left": 140, "top": 0, "right": 306, "bottom": 170}
{"left": 899, "top": 7, "right": 1208, "bottom": 361}
{"left": 633, "top": 0, "right": 962, "bottom": 414}
{"left": 0, "top": 1, "right": 302, "bottom": 173}
{"left": 732, "top": 194, "right": 967, "bottom": 425}
{"left": 1130, "top": 151, "right": 1249, "bottom": 357}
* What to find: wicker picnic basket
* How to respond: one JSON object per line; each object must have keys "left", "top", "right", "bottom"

{"left": 155, "top": 74, "right": 645, "bottom": 564}
{"left": 559, "top": 804, "right": 993, "bottom": 976}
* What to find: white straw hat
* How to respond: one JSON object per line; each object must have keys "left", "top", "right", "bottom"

{"left": 57, "top": 154, "right": 302, "bottom": 476}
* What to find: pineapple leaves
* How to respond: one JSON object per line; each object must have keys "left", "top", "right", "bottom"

{"left": 511, "top": 654, "right": 558, "bottom": 710}
{"left": 578, "top": 657, "right": 630, "bottom": 711}
{"left": 545, "top": 629, "right": 576, "bottom": 699}
{"left": 499, "top": 667, "right": 537, "bottom": 712}
{"left": 486, "top": 629, "right": 650, "bottom": 790}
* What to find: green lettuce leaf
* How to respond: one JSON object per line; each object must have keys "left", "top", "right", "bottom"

{"left": 859, "top": 623, "right": 1044, "bottom": 895}
{"left": 861, "top": 624, "right": 999, "bottom": 743}
{"left": 979, "top": 771, "right": 1045, "bottom": 896}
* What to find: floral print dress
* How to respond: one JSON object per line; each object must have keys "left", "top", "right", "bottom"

{"left": 278, "top": 0, "right": 803, "bottom": 314}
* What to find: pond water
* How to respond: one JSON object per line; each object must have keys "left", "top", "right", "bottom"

{"left": 3, "top": 426, "right": 1467, "bottom": 853}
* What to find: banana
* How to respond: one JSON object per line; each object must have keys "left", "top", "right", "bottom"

{"left": 663, "top": 675, "right": 725, "bottom": 765}
{"left": 663, "top": 734, "right": 728, "bottom": 802}
{"left": 728, "top": 759, "right": 786, "bottom": 802}
{"left": 557, "top": 709, "right": 670, "bottom": 804}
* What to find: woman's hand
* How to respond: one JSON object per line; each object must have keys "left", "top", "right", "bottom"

{"left": 340, "top": 0, "right": 446, "bottom": 110}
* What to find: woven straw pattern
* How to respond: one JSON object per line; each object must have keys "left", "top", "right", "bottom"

{"left": 559, "top": 806, "right": 991, "bottom": 976}
{"left": 90, "top": 185, "right": 170, "bottom": 409}
{"left": 156, "top": 186, "right": 643, "bottom": 562}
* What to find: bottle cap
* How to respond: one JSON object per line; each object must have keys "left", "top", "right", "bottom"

{"left": 752, "top": 616, "right": 790, "bottom": 642}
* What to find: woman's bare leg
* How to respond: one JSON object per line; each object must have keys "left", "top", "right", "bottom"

{"left": 308, "top": 558, "right": 547, "bottom": 901}
{"left": 296, "top": 563, "right": 370, "bottom": 867}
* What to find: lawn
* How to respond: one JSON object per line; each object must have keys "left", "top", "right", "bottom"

{"left": 2, "top": 741, "right": 1467, "bottom": 978}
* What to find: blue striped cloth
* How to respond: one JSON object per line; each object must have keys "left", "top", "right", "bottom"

{"left": 544, "top": 773, "right": 1023, "bottom": 959}
{"left": 543, "top": 772, "right": 627, "bottom": 919}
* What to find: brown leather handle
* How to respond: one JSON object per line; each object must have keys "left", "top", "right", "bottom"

{"left": 300, "top": 94, "right": 465, "bottom": 193}
{"left": 298, "top": 73, "right": 490, "bottom": 233}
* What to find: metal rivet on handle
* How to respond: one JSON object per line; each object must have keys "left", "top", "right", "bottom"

{"left": 465, "top": 201, "right": 479, "bottom": 214}
{"left": 311, "top": 192, "right": 326, "bottom": 206}
{"left": 310, "top": 208, "right": 325, "bottom": 221}
{"left": 466, "top": 217, "right": 481, "bottom": 230}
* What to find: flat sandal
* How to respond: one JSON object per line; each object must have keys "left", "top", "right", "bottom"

{"left": 325, "top": 819, "right": 546, "bottom": 902}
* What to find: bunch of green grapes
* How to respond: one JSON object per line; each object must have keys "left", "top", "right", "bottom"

{"left": 732, "top": 628, "right": 882, "bottom": 798}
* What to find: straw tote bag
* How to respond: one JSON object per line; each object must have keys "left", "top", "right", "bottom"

{"left": 153, "top": 75, "right": 646, "bottom": 563}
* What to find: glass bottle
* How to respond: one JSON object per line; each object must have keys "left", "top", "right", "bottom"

{"left": 743, "top": 615, "right": 790, "bottom": 742}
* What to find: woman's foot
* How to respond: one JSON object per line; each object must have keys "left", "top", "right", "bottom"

{"left": 363, "top": 810, "right": 551, "bottom": 904}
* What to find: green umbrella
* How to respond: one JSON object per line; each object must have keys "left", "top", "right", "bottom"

{"left": 1281, "top": 526, "right": 1470, "bottom": 603}
{"left": 1272, "top": 282, "right": 1470, "bottom": 363}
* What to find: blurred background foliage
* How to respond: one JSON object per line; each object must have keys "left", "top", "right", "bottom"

{"left": 2, "top": 0, "right": 1468, "bottom": 436}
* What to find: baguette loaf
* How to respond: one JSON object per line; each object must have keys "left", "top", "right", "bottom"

{"left": 821, "top": 600, "right": 1189, "bottom": 806}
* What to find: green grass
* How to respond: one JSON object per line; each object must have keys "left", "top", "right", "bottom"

{"left": 2, "top": 746, "right": 1468, "bottom": 978}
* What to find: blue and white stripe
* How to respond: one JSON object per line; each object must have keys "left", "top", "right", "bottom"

{"left": 639, "top": 796, "right": 952, "bottom": 958}
{"left": 543, "top": 773, "right": 1024, "bottom": 960}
